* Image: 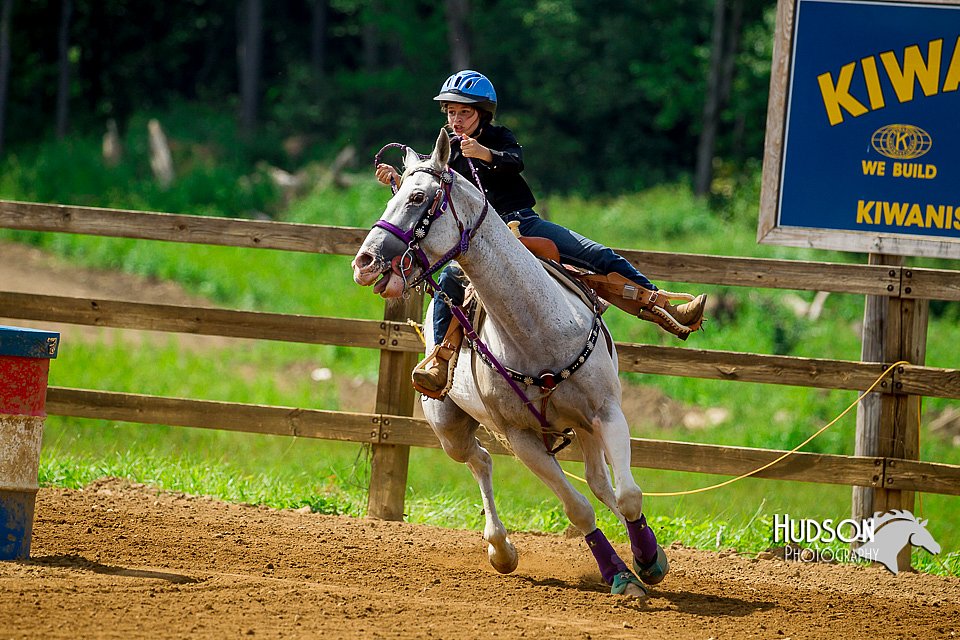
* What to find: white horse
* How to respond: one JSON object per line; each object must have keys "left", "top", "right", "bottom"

{"left": 352, "top": 131, "right": 668, "bottom": 598}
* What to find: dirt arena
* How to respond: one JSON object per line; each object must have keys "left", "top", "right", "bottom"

{"left": 0, "top": 478, "right": 955, "bottom": 639}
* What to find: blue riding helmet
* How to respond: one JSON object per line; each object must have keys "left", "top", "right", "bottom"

{"left": 433, "top": 70, "right": 497, "bottom": 116}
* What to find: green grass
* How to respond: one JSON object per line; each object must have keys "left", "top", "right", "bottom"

{"left": 3, "top": 129, "right": 959, "bottom": 576}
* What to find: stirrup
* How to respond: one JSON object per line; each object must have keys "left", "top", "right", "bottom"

{"left": 412, "top": 342, "right": 459, "bottom": 399}
{"left": 412, "top": 316, "right": 465, "bottom": 400}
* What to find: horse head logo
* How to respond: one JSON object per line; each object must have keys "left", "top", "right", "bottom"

{"left": 853, "top": 510, "right": 940, "bottom": 574}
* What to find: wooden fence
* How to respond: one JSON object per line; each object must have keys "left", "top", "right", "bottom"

{"left": 2, "top": 199, "right": 959, "bottom": 524}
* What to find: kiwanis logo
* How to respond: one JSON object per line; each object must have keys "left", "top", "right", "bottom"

{"left": 857, "top": 123, "right": 948, "bottom": 226}
{"left": 870, "top": 124, "right": 932, "bottom": 160}
{"left": 774, "top": 510, "right": 941, "bottom": 574}
{"left": 862, "top": 124, "right": 937, "bottom": 180}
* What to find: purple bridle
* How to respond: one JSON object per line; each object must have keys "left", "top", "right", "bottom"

{"left": 372, "top": 142, "right": 488, "bottom": 289}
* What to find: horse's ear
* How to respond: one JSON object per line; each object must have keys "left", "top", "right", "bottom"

{"left": 403, "top": 145, "right": 421, "bottom": 171}
{"left": 920, "top": 518, "right": 928, "bottom": 527}
{"left": 431, "top": 128, "right": 451, "bottom": 167}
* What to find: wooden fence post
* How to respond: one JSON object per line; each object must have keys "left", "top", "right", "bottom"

{"left": 367, "top": 292, "right": 423, "bottom": 521}
{"left": 853, "top": 254, "right": 900, "bottom": 523}
{"left": 853, "top": 255, "right": 928, "bottom": 573}
{"left": 874, "top": 286, "right": 927, "bottom": 572}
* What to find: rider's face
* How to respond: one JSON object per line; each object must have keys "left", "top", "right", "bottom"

{"left": 446, "top": 105, "right": 480, "bottom": 136}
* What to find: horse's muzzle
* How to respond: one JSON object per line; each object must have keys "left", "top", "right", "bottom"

{"left": 352, "top": 250, "right": 418, "bottom": 299}
{"left": 351, "top": 250, "right": 385, "bottom": 286}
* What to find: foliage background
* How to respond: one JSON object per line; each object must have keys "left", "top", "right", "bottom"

{"left": 5, "top": 0, "right": 772, "bottom": 194}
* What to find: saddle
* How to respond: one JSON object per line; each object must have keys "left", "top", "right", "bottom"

{"left": 512, "top": 225, "right": 705, "bottom": 340}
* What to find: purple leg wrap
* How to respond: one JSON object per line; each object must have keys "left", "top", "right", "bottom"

{"left": 626, "top": 514, "right": 658, "bottom": 566}
{"left": 585, "top": 528, "right": 629, "bottom": 585}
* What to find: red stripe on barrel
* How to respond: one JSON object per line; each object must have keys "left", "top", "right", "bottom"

{"left": 0, "top": 356, "right": 50, "bottom": 417}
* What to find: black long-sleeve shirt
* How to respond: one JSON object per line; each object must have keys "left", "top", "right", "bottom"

{"left": 448, "top": 124, "right": 536, "bottom": 216}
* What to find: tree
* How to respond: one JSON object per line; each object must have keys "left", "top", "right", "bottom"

{"left": 362, "top": 0, "right": 381, "bottom": 72}
{"left": 238, "top": 0, "right": 263, "bottom": 136}
{"left": 0, "top": 0, "right": 776, "bottom": 194}
{"left": 55, "top": 0, "right": 73, "bottom": 140}
{"left": 445, "top": 0, "right": 470, "bottom": 71}
{"left": 694, "top": 0, "right": 744, "bottom": 197}
{"left": 0, "top": 0, "right": 11, "bottom": 156}
{"left": 311, "top": 0, "right": 328, "bottom": 81}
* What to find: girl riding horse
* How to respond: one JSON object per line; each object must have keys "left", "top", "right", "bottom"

{"left": 357, "top": 129, "right": 672, "bottom": 598}
{"left": 375, "top": 70, "right": 707, "bottom": 396}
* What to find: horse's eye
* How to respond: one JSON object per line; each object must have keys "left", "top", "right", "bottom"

{"left": 410, "top": 192, "right": 426, "bottom": 205}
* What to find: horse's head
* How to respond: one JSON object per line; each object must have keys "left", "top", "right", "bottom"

{"left": 908, "top": 517, "right": 941, "bottom": 556}
{"left": 860, "top": 510, "right": 942, "bottom": 573}
{"left": 353, "top": 130, "right": 467, "bottom": 299}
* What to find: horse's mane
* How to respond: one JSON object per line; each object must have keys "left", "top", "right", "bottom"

{"left": 870, "top": 509, "right": 919, "bottom": 529}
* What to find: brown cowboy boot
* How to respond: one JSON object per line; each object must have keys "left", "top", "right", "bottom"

{"left": 662, "top": 294, "right": 707, "bottom": 328}
{"left": 574, "top": 272, "right": 707, "bottom": 339}
{"left": 637, "top": 292, "right": 708, "bottom": 340}
{"left": 411, "top": 317, "right": 464, "bottom": 399}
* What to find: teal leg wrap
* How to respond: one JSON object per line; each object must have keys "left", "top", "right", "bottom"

{"left": 633, "top": 544, "right": 670, "bottom": 586}
{"left": 610, "top": 571, "right": 647, "bottom": 596}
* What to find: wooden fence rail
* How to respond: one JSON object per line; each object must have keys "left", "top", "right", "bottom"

{"left": 42, "top": 386, "right": 960, "bottom": 496}
{"left": 2, "top": 198, "right": 958, "bottom": 523}
{"left": 4, "top": 290, "right": 959, "bottom": 399}
{"left": 4, "top": 199, "right": 960, "bottom": 299}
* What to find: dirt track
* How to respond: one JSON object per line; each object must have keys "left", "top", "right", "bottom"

{"left": 0, "top": 478, "right": 956, "bottom": 639}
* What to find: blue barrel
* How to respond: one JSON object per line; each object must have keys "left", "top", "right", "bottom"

{"left": 0, "top": 326, "right": 60, "bottom": 561}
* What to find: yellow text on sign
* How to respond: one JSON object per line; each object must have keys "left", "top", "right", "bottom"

{"left": 862, "top": 161, "right": 938, "bottom": 179}
{"left": 818, "top": 36, "right": 960, "bottom": 126}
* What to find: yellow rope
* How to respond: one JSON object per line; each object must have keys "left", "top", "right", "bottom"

{"left": 406, "top": 319, "right": 427, "bottom": 346}
{"left": 562, "top": 360, "right": 910, "bottom": 496}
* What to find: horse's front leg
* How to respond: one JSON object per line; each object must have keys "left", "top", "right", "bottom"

{"left": 504, "top": 425, "right": 646, "bottom": 598}
{"left": 465, "top": 438, "right": 518, "bottom": 574}
{"left": 422, "top": 398, "right": 518, "bottom": 574}
{"left": 596, "top": 403, "right": 670, "bottom": 586}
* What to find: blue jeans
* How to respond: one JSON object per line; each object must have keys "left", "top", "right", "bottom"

{"left": 431, "top": 208, "right": 656, "bottom": 341}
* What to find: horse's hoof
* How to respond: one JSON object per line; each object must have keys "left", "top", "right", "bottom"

{"left": 488, "top": 539, "right": 518, "bottom": 574}
{"left": 633, "top": 544, "right": 670, "bottom": 585}
{"left": 610, "top": 571, "right": 648, "bottom": 599}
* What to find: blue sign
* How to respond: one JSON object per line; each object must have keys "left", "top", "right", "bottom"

{"left": 778, "top": 0, "right": 960, "bottom": 243}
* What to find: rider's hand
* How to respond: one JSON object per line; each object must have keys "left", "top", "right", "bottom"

{"left": 375, "top": 163, "right": 400, "bottom": 186}
{"left": 460, "top": 134, "right": 494, "bottom": 163}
